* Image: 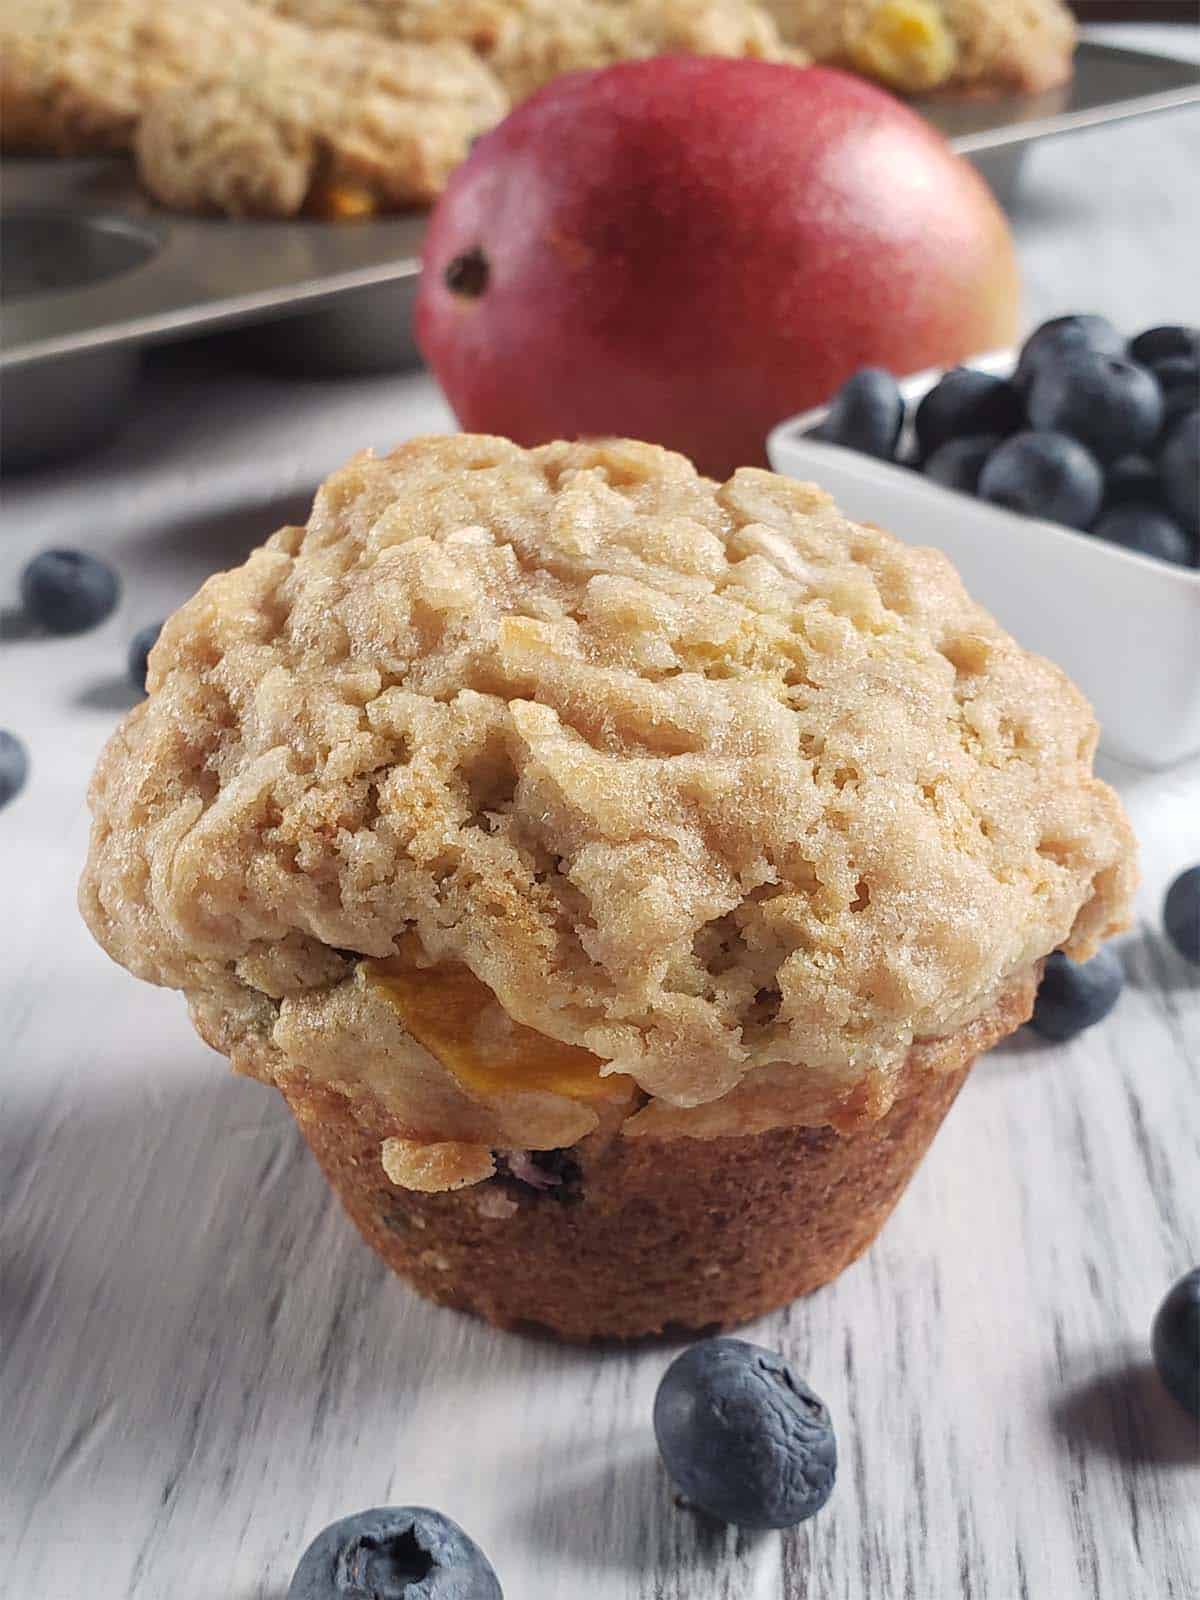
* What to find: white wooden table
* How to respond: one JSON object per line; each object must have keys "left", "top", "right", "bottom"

{"left": 2, "top": 27, "right": 1198, "bottom": 1599}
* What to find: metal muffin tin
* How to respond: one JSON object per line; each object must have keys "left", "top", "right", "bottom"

{"left": 1, "top": 158, "right": 428, "bottom": 469}
{"left": 1, "top": 41, "right": 1197, "bottom": 469}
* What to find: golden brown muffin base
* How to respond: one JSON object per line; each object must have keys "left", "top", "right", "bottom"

{"left": 283, "top": 1028, "right": 1004, "bottom": 1340}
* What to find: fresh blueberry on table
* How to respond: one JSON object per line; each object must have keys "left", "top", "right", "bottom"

{"left": 1150, "top": 356, "right": 1200, "bottom": 430}
{"left": 922, "top": 434, "right": 1001, "bottom": 496}
{"left": 914, "top": 367, "right": 1023, "bottom": 459}
{"left": 1163, "top": 866, "right": 1200, "bottom": 965}
{"left": 287, "top": 1506, "right": 502, "bottom": 1600}
{"left": 1014, "top": 313, "right": 1125, "bottom": 391}
{"left": 1103, "top": 455, "right": 1161, "bottom": 509}
{"left": 128, "top": 621, "right": 164, "bottom": 695}
{"left": 1090, "top": 505, "right": 1194, "bottom": 568}
{"left": 1026, "top": 353, "right": 1163, "bottom": 463}
{"left": 977, "top": 431, "right": 1103, "bottom": 531}
{"left": 20, "top": 548, "right": 120, "bottom": 635}
{"left": 653, "top": 1337, "right": 836, "bottom": 1528}
{"left": 1029, "top": 948, "right": 1123, "bottom": 1042}
{"left": 1151, "top": 1268, "right": 1200, "bottom": 1418}
{"left": 1129, "top": 324, "right": 1200, "bottom": 368}
{"left": 1159, "top": 409, "right": 1199, "bottom": 535}
{"left": 0, "top": 730, "right": 29, "bottom": 810}
{"left": 816, "top": 368, "right": 903, "bottom": 460}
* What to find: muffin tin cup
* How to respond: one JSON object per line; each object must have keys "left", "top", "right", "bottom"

{"left": 1, "top": 155, "right": 427, "bottom": 471}
{"left": 1, "top": 210, "right": 161, "bottom": 470}
{"left": 2, "top": 342, "right": 145, "bottom": 472}
{"left": 767, "top": 351, "right": 1200, "bottom": 773}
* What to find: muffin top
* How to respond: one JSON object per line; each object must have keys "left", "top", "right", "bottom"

{"left": 81, "top": 435, "right": 1134, "bottom": 1167}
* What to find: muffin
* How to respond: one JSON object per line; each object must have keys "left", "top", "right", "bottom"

{"left": 80, "top": 435, "right": 1135, "bottom": 1339}
{"left": 761, "top": 0, "right": 1076, "bottom": 96}
{"left": 0, "top": 0, "right": 280, "bottom": 156}
{"left": 133, "top": 33, "right": 507, "bottom": 219}
{"left": 1, "top": 0, "right": 506, "bottom": 212}
{"left": 250, "top": 0, "right": 801, "bottom": 104}
{"left": 479, "top": 0, "right": 801, "bottom": 104}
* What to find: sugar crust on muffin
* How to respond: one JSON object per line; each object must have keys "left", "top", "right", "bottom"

{"left": 80, "top": 435, "right": 1135, "bottom": 1188}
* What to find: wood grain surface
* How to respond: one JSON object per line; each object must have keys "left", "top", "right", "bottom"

{"left": 2, "top": 26, "right": 1198, "bottom": 1600}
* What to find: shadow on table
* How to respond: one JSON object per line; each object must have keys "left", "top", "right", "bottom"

{"left": 969, "top": 921, "right": 1199, "bottom": 1084}
{"left": 73, "top": 676, "right": 143, "bottom": 713}
{"left": 108, "top": 486, "right": 320, "bottom": 588}
{"left": 3, "top": 1060, "right": 739, "bottom": 1591}
{"left": 1119, "top": 926, "right": 1199, "bottom": 998}
{"left": 1052, "top": 1354, "right": 1199, "bottom": 1468}
{"left": 1002, "top": 169, "right": 1100, "bottom": 235}
{"left": 968, "top": 1024, "right": 1056, "bottom": 1083}
{"left": 1, "top": 1059, "right": 689, "bottom": 1450}
{"left": 515, "top": 1430, "right": 777, "bottom": 1585}
{"left": 0, "top": 606, "right": 38, "bottom": 643}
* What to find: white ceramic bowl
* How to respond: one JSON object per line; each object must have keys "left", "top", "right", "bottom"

{"left": 766, "top": 352, "right": 1200, "bottom": 771}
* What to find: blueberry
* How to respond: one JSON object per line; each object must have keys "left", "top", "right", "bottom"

{"left": 496, "top": 1147, "right": 583, "bottom": 1204}
{"left": 1129, "top": 325, "right": 1200, "bottom": 368}
{"left": 653, "top": 1337, "right": 836, "bottom": 1528}
{"left": 0, "top": 730, "right": 29, "bottom": 810}
{"left": 1015, "top": 314, "right": 1125, "bottom": 391}
{"left": 914, "top": 368, "right": 1023, "bottom": 459}
{"left": 1104, "top": 455, "right": 1160, "bottom": 509}
{"left": 1159, "top": 410, "right": 1199, "bottom": 535}
{"left": 1029, "top": 948, "right": 1123, "bottom": 1042}
{"left": 922, "top": 434, "right": 1001, "bottom": 495}
{"left": 1164, "top": 866, "right": 1200, "bottom": 965}
{"left": 1090, "top": 504, "right": 1194, "bottom": 568}
{"left": 1152, "top": 356, "right": 1200, "bottom": 431}
{"left": 128, "top": 621, "right": 164, "bottom": 695}
{"left": 287, "top": 1507, "right": 502, "bottom": 1600}
{"left": 817, "top": 369, "right": 903, "bottom": 460}
{"left": 1151, "top": 1268, "right": 1200, "bottom": 1418}
{"left": 1027, "top": 353, "right": 1163, "bottom": 463}
{"left": 20, "top": 548, "right": 120, "bottom": 635}
{"left": 977, "top": 431, "right": 1103, "bottom": 530}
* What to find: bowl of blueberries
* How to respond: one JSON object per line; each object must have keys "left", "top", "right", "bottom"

{"left": 767, "top": 316, "right": 1200, "bottom": 771}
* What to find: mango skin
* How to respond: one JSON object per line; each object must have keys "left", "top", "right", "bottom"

{"left": 415, "top": 57, "right": 1020, "bottom": 479}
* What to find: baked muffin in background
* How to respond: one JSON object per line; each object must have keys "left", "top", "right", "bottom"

{"left": 252, "top": 0, "right": 803, "bottom": 101}
{"left": 0, "top": 0, "right": 276, "bottom": 155}
{"left": 761, "top": 0, "right": 1077, "bottom": 95}
{"left": 80, "top": 435, "right": 1135, "bottom": 1339}
{"left": 474, "top": 0, "right": 802, "bottom": 104}
{"left": 1, "top": 0, "right": 506, "bottom": 217}
{"left": 2, "top": 0, "right": 798, "bottom": 212}
{"left": 131, "top": 0, "right": 784, "bottom": 220}
{"left": 133, "top": 34, "right": 507, "bottom": 219}
{"left": 256, "top": 0, "right": 1071, "bottom": 98}
{"left": 3, "top": 0, "right": 1070, "bottom": 218}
